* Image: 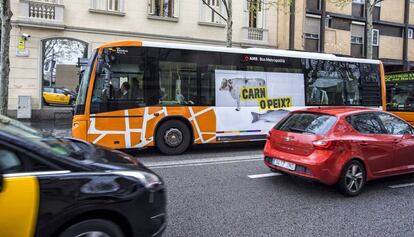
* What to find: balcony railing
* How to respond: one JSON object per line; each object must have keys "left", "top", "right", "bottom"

{"left": 242, "top": 27, "right": 269, "bottom": 44}
{"left": 18, "top": 0, "right": 64, "bottom": 29}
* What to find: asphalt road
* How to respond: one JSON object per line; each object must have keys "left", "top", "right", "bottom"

{"left": 131, "top": 143, "right": 414, "bottom": 237}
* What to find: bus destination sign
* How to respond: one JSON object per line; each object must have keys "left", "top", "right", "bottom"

{"left": 385, "top": 72, "right": 414, "bottom": 82}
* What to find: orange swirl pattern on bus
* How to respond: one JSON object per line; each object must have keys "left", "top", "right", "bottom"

{"left": 87, "top": 106, "right": 217, "bottom": 149}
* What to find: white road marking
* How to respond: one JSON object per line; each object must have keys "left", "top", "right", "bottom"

{"left": 143, "top": 154, "right": 262, "bottom": 169}
{"left": 388, "top": 182, "right": 414, "bottom": 189}
{"left": 248, "top": 173, "right": 283, "bottom": 179}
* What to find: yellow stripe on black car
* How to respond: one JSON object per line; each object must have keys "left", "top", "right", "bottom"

{"left": 0, "top": 176, "right": 39, "bottom": 237}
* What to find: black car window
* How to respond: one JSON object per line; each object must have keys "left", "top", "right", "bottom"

{"left": 378, "top": 113, "right": 413, "bottom": 135}
{"left": 43, "top": 87, "right": 53, "bottom": 93}
{"left": 346, "top": 113, "right": 384, "bottom": 134}
{"left": 0, "top": 149, "right": 24, "bottom": 174}
{"left": 29, "top": 158, "right": 56, "bottom": 171}
{"left": 55, "top": 88, "right": 66, "bottom": 94}
{"left": 276, "top": 112, "right": 337, "bottom": 135}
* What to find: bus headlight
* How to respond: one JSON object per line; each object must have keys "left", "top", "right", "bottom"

{"left": 111, "top": 170, "right": 162, "bottom": 189}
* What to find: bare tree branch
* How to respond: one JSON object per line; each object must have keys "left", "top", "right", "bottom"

{"left": 200, "top": 0, "right": 227, "bottom": 21}
{"left": 221, "top": 0, "right": 230, "bottom": 21}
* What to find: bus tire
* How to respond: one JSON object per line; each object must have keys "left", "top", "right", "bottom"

{"left": 156, "top": 119, "right": 191, "bottom": 155}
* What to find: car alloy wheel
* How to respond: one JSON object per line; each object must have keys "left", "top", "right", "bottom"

{"left": 75, "top": 232, "right": 110, "bottom": 237}
{"left": 338, "top": 160, "right": 366, "bottom": 196}
{"left": 345, "top": 164, "right": 364, "bottom": 193}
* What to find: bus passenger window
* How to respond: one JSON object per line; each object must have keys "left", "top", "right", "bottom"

{"left": 303, "top": 59, "right": 366, "bottom": 106}
{"left": 200, "top": 65, "right": 236, "bottom": 106}
{"left": 159, "top": 61, "right": 197, "bottom": 105}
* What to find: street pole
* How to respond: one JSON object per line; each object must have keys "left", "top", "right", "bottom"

{"left": 50, "top": 48, "right": 54, "bottom": 87}
{"left": 319, "top": 0, "right": 326, "bottom": 53}
{"left": 403, "top": 0, "right": 410, "bottom": 70}
{"left": 226, "top": 0, "right": 232, "bottom": 47}
{"left": 365, "top": 0, "right": 373, "bottom": 59}
{"left": 0, "top": 0, "right": 12, "bottom": 116}
{"left": 288, "top": 0, "right": 295, "bottom": 50}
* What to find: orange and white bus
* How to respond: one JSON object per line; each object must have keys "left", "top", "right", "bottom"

{"left": 385, "top": 71, "right": 414, "bottom": 125}
{"left": 72, "top": 40, "right": 386, "bottom": 154}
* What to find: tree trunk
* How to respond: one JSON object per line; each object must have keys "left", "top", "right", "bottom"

{"left": 365, "top": 0, "right": 374, "bottom": 59}
{"left": 226, "top": 0, "right": 232, "bottom": 47}
{"left": 0, "top": 0, "right": 12, "bottom": 116}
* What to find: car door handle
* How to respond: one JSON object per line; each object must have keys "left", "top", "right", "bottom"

{"left": 359, "top": 141, "right": 368, "bottom": 146}
{"left": 393, "top": 139, "right": 401, "bottom": 144}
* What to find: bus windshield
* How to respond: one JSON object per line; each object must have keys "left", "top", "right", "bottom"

{"left": 75, "top": 50, "right": 97, "bottom": 115}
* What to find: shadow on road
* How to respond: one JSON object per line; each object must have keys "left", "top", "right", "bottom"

{"left": 124, "top": 141, "right": 266, "bottom": 158}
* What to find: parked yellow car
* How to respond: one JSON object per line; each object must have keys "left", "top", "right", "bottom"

{"left": 43, "top": 87, "right": 76, "bottom": 106}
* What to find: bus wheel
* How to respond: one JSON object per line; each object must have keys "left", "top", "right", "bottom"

{"left": 156, "top": 119, "right": 191, "bottom": 155}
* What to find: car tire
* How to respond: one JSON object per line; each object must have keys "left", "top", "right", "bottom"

{"left": 59, "top": 219, "right": 124, "bottom": 237}
{"left": 337, "top": 160, "right": 366, "bottom": 197}
{"left": 43, "top": 98, "right": 49, "bottom": 106}
{"left": 155, "top": 119, "right": 192, "bottom": 155}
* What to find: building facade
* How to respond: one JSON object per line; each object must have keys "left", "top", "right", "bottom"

{"left": 298, "top": 0, "right": 414, "bottom": 72}
{"left": 6, "top": 0, "right": 414, "bottom": 115}
{"left": 9, "top": 0, "right": 283, "bottom": 114}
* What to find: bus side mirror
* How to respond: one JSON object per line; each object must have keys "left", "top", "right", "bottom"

{"left": 96, "top": 57, "right": 104, "bottom": 75}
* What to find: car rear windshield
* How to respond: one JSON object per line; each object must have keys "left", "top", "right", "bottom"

{"left": 275, "top": 112, "right": 337, "bottom": 135}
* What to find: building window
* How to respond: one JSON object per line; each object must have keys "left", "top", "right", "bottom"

{"left": 408, "top": 28, "right": 413, "bottom": 39}
{"left": 200, "top": 0, "right": 223, "bottom": 24}
{"left": 351, "top": 36, "right": 363, "bottom": 44}
{"left": 248, "top": 0, "right": 264, "bottom": 28}
{"left": 91, "top": 0, "right": 122, "bottom": 12}
{"left": 306, "top": 0, "right": 321, "bottom": 11}
{"left": 372, "top": 29, "right": 379, "bottom": 46}
{"left": 41, "top": 38, "right": 88, "bottom": 106}
{"left": 352, "top": 0, "right": 364, "bottom": 18}
{"left": 325, "top": 16, "right": 332, "bottom": 28}
{"left": 148, "top": 0, "right": 179, "bottom": 18}
{"left": 351, "top": 24, "right": 365, "bottom": 58}
{"left": 304, "top": 16, "right": 320, "bottom": 52}
{"left": 373, "top": 6, "right": 380, "bottom": 21}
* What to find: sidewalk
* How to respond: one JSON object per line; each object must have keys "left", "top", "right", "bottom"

{"left": 23, "top": 119, "right": 72, "bottom": 138}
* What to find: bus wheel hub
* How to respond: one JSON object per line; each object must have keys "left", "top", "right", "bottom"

{"left": 164, "top": 128, "right": 183, "bottom": 147}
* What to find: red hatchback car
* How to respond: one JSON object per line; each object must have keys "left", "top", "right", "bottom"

{"left": 264, "top": 107, "right": 414, "bottom": 196}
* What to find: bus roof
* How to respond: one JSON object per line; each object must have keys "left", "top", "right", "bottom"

{"left": 97, "top": 40, "right": 381, "bottom": 65}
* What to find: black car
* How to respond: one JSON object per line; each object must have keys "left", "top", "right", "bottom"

{"left": 0, "top": 116, "right": 166, "bottom": 237}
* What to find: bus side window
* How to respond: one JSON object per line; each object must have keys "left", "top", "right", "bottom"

{"left": 158, "top": 61, "right": 197, "bottom": 106}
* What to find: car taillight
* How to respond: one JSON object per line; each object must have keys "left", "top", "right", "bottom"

{"left": 312, "top": 140, "right": 335, "bottom": 150}
{"left": 266, "top": 130, "right": 272, "bottom": 139}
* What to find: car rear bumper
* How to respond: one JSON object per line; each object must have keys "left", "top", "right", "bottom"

{"left": 263, "top": 156, "right": 339, "bottom": 185}
{"left": 263, "top": 142, "right": 342, "bottom": 185}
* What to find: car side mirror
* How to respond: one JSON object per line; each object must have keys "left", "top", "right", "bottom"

{"left": 96, "top": 56, "right": 104, "bottom": 75}
{"left": 0, "top": 168, "right": 4, "bottom": 192}
{"left": 403, "top": 133, "right": 414, "bottom": 139}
